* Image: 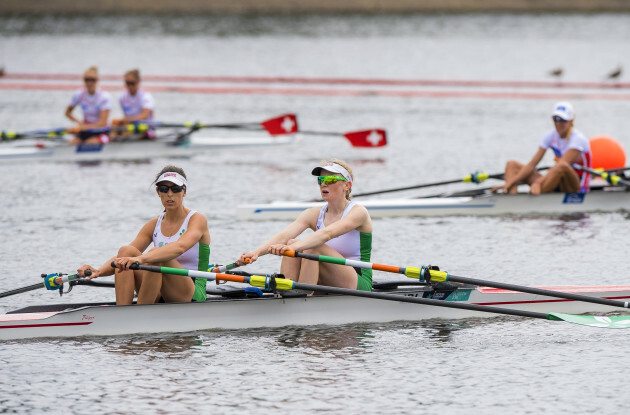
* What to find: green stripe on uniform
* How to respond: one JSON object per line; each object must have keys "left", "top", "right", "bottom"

{"left": 193, "top": 243, "right": 210, "bottom": 302}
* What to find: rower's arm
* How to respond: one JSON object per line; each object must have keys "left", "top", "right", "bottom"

{"left": 288, "top": 205, "right": 369, "bottom": 252}
{"left": 65, "top": 105, "right": 80, "bottom": 124}
{"left": 559, "top": 148, "right": 581, "bottom": 164}
{"left": 251, "top": 208, "right": 316, "bottom": 258}
{"left": 80, "top": 109, "right": 110, "bottom": 130}
{"left": 123, "top": 108, "right": 152, "bottom": 123}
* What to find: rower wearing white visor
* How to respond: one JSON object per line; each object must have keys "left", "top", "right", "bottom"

{"left": 239, "top": 158, "right": 373, "bottom": 292}
{"left": 77, "top": 165, "right": 211, "bottom": 305}
{"left": 492, "top": 101, "right": 592, "bottom": 195}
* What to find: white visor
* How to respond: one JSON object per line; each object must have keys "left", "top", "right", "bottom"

{"left": 311, "top": 162, "right": 352, "bottom": 182}
{"left": 156, "top": 172, "right": 187, "bottom": 187}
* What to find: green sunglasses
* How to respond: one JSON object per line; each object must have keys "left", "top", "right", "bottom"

{"left": 317, "top": 175, "right": 348, "bottom": 185}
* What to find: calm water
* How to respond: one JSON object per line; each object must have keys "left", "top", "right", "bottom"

{"left": 1, "top": 13, "right": 630, "bottom": 414}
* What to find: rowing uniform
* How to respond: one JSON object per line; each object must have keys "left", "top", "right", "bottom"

{"left": 315, "top": 201, "right": 373, "bottom": 291}
{"left": 152, "top": 210, "right": 210, "bottom": 302}
{"left": 119, "top": 89, "right": 156, "bottom": 139}
{"left": 539, "top": 128, "right": 592, "bottom": 192}
{"left": 69, "top": 88, "right": 112, "bottom": 143}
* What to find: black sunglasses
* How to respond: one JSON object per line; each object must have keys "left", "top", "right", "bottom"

{"left": 125, "top": 81, "right": 137, "bottom": 86}
{"left": 552, "top": 116, "right": 568, "bottom": 123}
{"left": 157, "top": 184, "right": 185, "bottom": 193}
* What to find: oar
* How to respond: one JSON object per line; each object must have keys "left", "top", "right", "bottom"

{"left": 281, "top": 251, "right": 630, "bottom": 310}
{"left": 125, "top": 263, "right": 630, "bottom": 329}
{"left": 133, "top": 113, "right": 298, "bottom": 137}
{"left": 572, "top": 164, "right": 630, "bottom": 187}
{"left": 0, "top": 126, "right": 106, "bottom": 141}
{"left": 349, "top": 166, "right": 554, "bottom": 198}
{"left": 297, "top": 128, "right": 387, "bottom": 148}
{"left": 0, "top": 114, "right": 297, "bottom": 141}
{"left": 0, "top": 271, "right": 90, "bottom": 299}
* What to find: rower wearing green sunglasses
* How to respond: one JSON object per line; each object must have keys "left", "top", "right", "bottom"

{"left": 239, "top": 159, "right": 373, "bottom": 292}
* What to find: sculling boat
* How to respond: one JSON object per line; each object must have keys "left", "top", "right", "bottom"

{"left": 0, "top": 134, "right": 298, "bottom": 162}
{"left": 237, "top": 185, "right": 630, "bottom": 220}
{"left": 1, "top": 282, "right": 630, "bottom": 340}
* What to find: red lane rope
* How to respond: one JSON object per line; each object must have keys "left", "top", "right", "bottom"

{"left": 2, "top": 72, "right": 629, "bottom": 89}
{"left": 2, "top": 82, "right": 630, "bottom": 100}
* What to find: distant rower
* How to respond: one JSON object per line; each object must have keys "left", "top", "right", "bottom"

{"left": 111, "top": 69, "right": 156, "bottom": 140}
{"left": 65, "top": 66, "right": 112, "bottom": 145}
{"left": 492, "top": 101, "right": 591, "bottom": 195}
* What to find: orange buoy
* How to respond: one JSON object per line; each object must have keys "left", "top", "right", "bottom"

{"left": 589, "top": 136, "right": 626, "bottom": 170}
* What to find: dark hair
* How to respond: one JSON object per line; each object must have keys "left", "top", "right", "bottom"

{"left": 153, "top": 165, "right": 187, "bottom": 184}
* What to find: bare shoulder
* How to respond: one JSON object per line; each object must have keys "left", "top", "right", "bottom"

{"left": 189, "top": 211, "right": 209, "bottom": 226}
{"left": 141, "top": 216, "right": 159, "bottom": 231}
{"left": 348, "top": 202, "right": 372, "bottom": 231}
{"left": 296, "top": 205, "right": 322, "bottom": 228}
{"left": 349, "top": 202, "right": 370, "bottom": 218}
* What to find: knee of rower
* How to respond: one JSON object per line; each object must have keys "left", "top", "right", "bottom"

{"left": 555, "top": 160, "right": 572, "bottom": 170}
{"left": 505, "top": 160, "right": 521, "bottom": 173}
{"left": 117, "top": 245, "right": 141, "bottom": 257}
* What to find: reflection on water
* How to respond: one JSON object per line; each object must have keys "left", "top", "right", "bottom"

{"left": 275, "top": 325, "right": 374, "bottom": 354}
{"left": 35, "top": 333, "right": 207, "bottom": 358}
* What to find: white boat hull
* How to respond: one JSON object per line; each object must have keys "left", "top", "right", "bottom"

{"left": 1, "top": 285, "right": 629, "bottom": 340}
{"left": 0, "top": 134, "right": 297, "bottom": 162}
{"left": 237, "top": 188, "right": 630, "bottom": 220}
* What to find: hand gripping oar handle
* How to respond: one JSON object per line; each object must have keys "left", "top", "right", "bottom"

{"left": 282, "top": 251, "right": 630, "bottom": 310}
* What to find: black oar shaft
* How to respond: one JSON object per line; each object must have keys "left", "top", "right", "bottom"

{"left": 290, "top": 281, "right": 549, "bottom": 320}
{"left": 445, "top": 274, "right": 629, "bottom": 309}
{"left": 350, "top": 166, "right": 553, "bottom": 198}
{"left": 0, "top": 282, "right": 43, "bottom": 298}
{"left": 351, "top": 177, "right": 494, "bottom": 198}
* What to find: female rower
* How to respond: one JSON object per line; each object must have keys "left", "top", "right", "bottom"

{"left": 77, "top": 165, "right": 211, "bottom": 305}
{"left": 239, "top": 159, "right": 373, "bottom": 291}
{"left": 65, "top": 66, "right": 112, "bottom": 145}
{"left": 111, "top": 69, "right": 156, "bottom": 140}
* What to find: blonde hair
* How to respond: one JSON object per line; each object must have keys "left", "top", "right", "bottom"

{"left": 321, "top": 158, "right": 354, "bottom": 200}
{"left": 124, "top": 69, "right": 140, "bottom": 82}
{"left": 84, "top": 66, "right": 99, "bottom": 78}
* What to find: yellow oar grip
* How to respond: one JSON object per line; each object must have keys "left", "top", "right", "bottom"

{"left": 275, "top": 279, "right": 295, "bottom": 290}
{"left": 429, "top": 270, "right": 448, "bottom": 282}
{"left": 404, "top": 267, "right": 422, "bottom": 279}
{"left": 249, "top": 275, "right": 295, "bottom": 290}
{"left": 601, "top": 172, "right": 620, "bottom": 185}
{"left": 463, "top": 172, "right": 489, "bottom": 184}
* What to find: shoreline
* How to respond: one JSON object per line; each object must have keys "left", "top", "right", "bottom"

{"left": 2, "top": 0, "right": 630, "bottom": 15}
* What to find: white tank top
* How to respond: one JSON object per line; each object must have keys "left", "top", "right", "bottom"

{"left": 152, "top": 210, "right": 201, "bottom": 270}
{"left": 316, "top": 201, "right": 361, "bottom": 260}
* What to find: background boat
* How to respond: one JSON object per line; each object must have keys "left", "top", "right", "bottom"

{"left": 0, "top": 132, "right": 299, "bottom": 162}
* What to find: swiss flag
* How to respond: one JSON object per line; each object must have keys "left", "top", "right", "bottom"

{"left": 343, "top": 129, "right": 387, "bottom": 147}
{"left": 261, "top": 114, "right": 299, "bottom": 136}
